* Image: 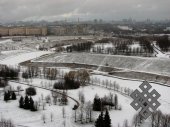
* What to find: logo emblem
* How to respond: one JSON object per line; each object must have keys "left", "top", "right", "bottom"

{"left": 130, "top": 81, "right": 161, "bottom": 119}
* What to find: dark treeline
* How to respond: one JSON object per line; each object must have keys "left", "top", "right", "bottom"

{"left": 156, "top": 35, "right": 170, "bottom": 52}
{"left": 26, "top": 87, "right": 37, "bottom": 96}
{"left": 0, "top": 66, "right": 19, "bottom": 80}
{"left": 4, "top": 91, "right": 16, "bottom": 102}
{"left": 0, "top": 78, "right": 8, "bottom": 87}
{"left": 92, "top": 38, "right": 154, "bottom": 57}
{"left": 66, "top": 41, "right": 93, "bottom": 52}
{"left": 95, "top": 110, "right": 111, "bottom": 127}
{"left": 22, "top": 67, "right": 58, "bottom": 80}
{"left": 54, "top": 69, "right": 89, "bottom": 90}
{"left": 138, "top": 37, "right": 154, "bottom": 53}
{"left": 53, "top": 72, "right": 80, "bottom": 90}
{"left": 65, "top": 37, "right": 155, "bottom": 57}
{"left": 22, "top": 66, "right": 38, "bottom": 79}
{"left": 93, "top": 94, "right": 119, "bottom": 111}
{"left": 0, "top": 66, "right": 19, "bottom": 87}
{"left": 95, "top": 38, "right": 111, "bottom": 43}
{"left": 19, "top": 95, "right": 38, "bottom": 111}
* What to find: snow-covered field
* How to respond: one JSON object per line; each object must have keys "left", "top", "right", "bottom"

{"left": 0, "top": 68, "right": 169, "bottom": 127}
{"left": 0, "top": 81, "right": 76, "bottom": 127}
{"left": 0, "top": 39, "right": 13, "bottom": 44}
{"left": 0, "top": 79, "right": 135, "bottom": 127}
{"left": 91, "top": 74, "right": 170, "bottom": 114}
{"left": 0, "top": 50, "right": 52, "bottom": 66}
{"left": 0, "top": 42, "right": 169, "bottom": 127}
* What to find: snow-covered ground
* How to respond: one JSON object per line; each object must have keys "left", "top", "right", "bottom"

{"left": 0, "top": 50, "right": 52, "bottom": 66}
{"left": 152, "top": 43, "right": 170, "bottom": 58}
{"left": 93, "top": 43, "right": 114, "bottom": 49}
{"left": 117, "top": 26, "right": 133, "bottom": 31}
{"left": 2, "top": 79, "right": 135, "bottom": 127}
{"left": 0, "top": 81, "right": 76, "bottom": 127}
{"left": 129, "top": 43, "right": 141, "bottom": 49}
{"left": 32, "top": 52, "right": 170, "bottom": 76}
{"left": 0, "top": 39, "right": 13, "bottom": 44}
{"left": 91, "top": 74, "right": 170, "bottom": 114}
{"left": 1, "top": 68, "right": 169, "bottom": 127}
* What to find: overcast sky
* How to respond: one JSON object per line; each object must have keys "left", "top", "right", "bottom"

{"left": 0, "top": 0, "right": 170, "bottom": 23}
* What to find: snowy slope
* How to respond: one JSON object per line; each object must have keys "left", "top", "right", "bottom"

{"left": 0, "top": 51, "right": 52, "bottom": 66}
{"left": 33, "top": 53, "right": 170, "bottom": 76}
{"left": 152, "top": 43, "right": 169, "bottom": 58}
{"left": 0, "top": 39, "right": 13, "bottom": 44}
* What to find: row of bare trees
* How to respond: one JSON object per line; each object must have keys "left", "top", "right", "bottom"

{"left": 41, "top": 108, "right": 65, "bottom": 124}
{"left": 151, "top": 110, "right": 170, "bottom": 127}
{"left": 132, "top": 110, "right": 170, "bottom": 127}
{"left": 22, "top": 67, "right": 58, "bottom": 80}
{"left": 74, "top": 91, "right": 93, "bottom": 124}
{"left": 90, "top": 77, "right": 133, "bottom": 96}
{"left": 0, "top": 119, "right": 15, "bottom": 127}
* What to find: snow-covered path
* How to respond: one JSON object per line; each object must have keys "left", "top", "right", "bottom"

{"left": 152, "top": 43, "right": 169, "bottom": 58}
{"left": 5, "top": 80, "right": 79, "bottom": 127}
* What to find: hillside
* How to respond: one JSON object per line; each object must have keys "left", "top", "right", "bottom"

{"left": 33, "top": 53, "right": 170, "bottom": 76}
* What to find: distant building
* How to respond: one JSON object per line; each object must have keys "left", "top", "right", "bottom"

{"left": 0, "top": 26, "right": 47, "bottom": 36}
{"left": 0, "top": 27, "right": 9, "bottom": 36}
{"left": 26, "top": 27, "right": 47, "bottom": 36}
{"left": 48, "top": 24, "right": 88, "bottom": 36}
{"left": 9, "top": 27, "right": 25, "bottom": 36}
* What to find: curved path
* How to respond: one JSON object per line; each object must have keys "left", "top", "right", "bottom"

{"left": 9, "top": 80, "right": 80, "bottom": 109}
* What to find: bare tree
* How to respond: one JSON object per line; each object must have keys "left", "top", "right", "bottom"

{"left": 80, "top": 92, "right": 85, "bottom": 105}
{"left": 85, "top": 101, "right": 93, "bottom": 123}
{"left": 113, "top": 81, "right": 116, "bottom": 91}
{"left": 41, "top": 93, "right": 44, "bottom": 101}
{"left": 133, "top": 113, "right": 140, "bottom": 127}
{"left": 123, "top": 119, "right": 129, "bottom": 127}
{"left": 41, "top": 114, "right": 46, "bottom": 123}
{"left": 78, "top": 91, "right": 82, "bottom": 100}
{"left": 38, "top": 97, "right": 41, "bottom": 106}
{"left": 17, "top": 86, "right": 22, "bottom": 95}
{"left": 52, "top": 90, "right": 59, "bottom": 105}
{"left": 80, "top": 105, "right": 84, "bottom": 124}
{"left": 0, "top": 118, "right": 15, "bottom": 127}
{"left": 105, "top": 79, "right": 109, "bottom": 88}
{"left": 42, "top": 102, "right": 46, "bottom": 110}
{"left": 109, "top": 80, "right": 112, "bottom": 89}
{"left": 62, "top": 107, "right": 65, "bottom": 118}
{"left": 90, "top": 77, "right": 94, "bottom": 85}
{"left": 45, "top": 95, "right": 51, "bottom": 106}
{"left": 77, "top": 69, "right": 90, "bottom": 86}
{"left": 34, "top": 101, "right": 39, "bottom": 111}
{"left": 50, "top": 112, "right": 54, "bottom": 122}
{"left": 109, "top": 92, "right": 114, "bottom": 110}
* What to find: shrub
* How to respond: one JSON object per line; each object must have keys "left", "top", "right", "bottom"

{"left": 26, "top": 87, "right": 36, "bottom": 96}
{"left": 0, "top": 79, "right": 8, "bottom": 87}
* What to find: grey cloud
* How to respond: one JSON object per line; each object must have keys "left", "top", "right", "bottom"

{"left": 0, "top": 0, "right": 169, "bottom": 23}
